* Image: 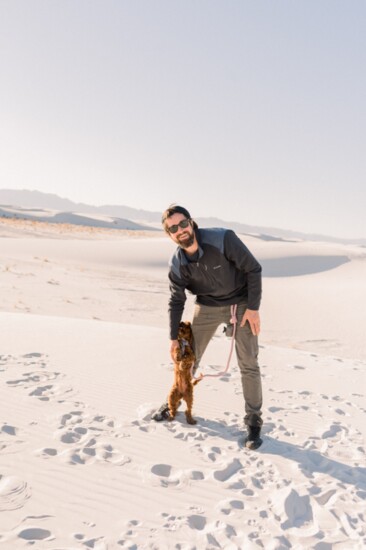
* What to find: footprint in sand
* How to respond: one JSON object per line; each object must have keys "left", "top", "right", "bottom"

{"left": 3, "top": 353, "right": 78, "bottom": 403}
{"left": 0, "top": 353, "right": 47, "bottom": 374}
{"left": 160, "top": 512, "right": 187, "bottom": 531}
{"left": 49, "top": 412, "right": 131, "bottom": 467}
{"left": 66, "top": 441, "right": 131, "bottom": 467}
{"left": 317, "top": 421, "right": 365, "bottom": 458}
{"left": 204, "top": 519, "right": 240, "bottom": 547}
{"left": 6, "top": 369, "right": 75, "bottom": 403}
{"left": 187, "top": 514, "right": 207, "bottom": 530}
{"left": 321, "top": 422, "right": 346, "bottom": 440}
{"left": 213, "top": 458, "right": 244, "bottom": 482}
{"left": 268, "top": 406, "right": 285, "bottom": 413}
{"left": 6, "top": 370, "right": 59, "bottom": 388}
{"left": 192, "top": 443, "right": 224, "bottom": 463}
{"left": 272, "top": 487, "right": 316, "bottom": 533}
{"left": 0, "top": 475, "right": 31, "bottom": 511}
{"left": 147, "top": 463, "right": 205, "bottom": 488}
{"left": 173, "top": 428, "right": 206, "bottom": 442}
{"left": 22, "top": 352, "right": 43, "bottom": 359}
{"left": 0, "top": 424, "right": 26, "bottom": 455}
{"left": 0, "top": 355, "right": 11, "bottom": 372}
{"left": 158, "top": 512, "right": 209, "bottom": 540}
{"left": 117, "top": 519, "right": 155, "bottom": 548}
{"left": 36, "top": 447, "right": 58, "bottom": 458}
{"left": 1, "top": 424, "right": 17, "bottom": 436}
{"left": 21, "top": 353, "right": 48, "bottom": 369}
{"left": 81, "top": 537, "right": 108, "bottom": 549}
{"left": 216, "top": 498, "right": 245, "bottom": 516}
{"left": 70, "top": 533, "right": 108, "bottom": 549}
{"left": 17, "top": 527, "right": 52, "bottom": 541}
{"left": 60, "top": 410, "right": 84, "bottom": 427}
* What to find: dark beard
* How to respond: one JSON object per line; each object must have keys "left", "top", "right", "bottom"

{"left": 178, "top": 232, "right": 195, "bottom": 249}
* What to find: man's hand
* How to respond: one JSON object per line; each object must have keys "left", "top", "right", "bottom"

{"left": 170, "top": 339, "right": 180, "bottom": 360}
{"left": 240, "top": 309, "right": 261, "bottom": 336}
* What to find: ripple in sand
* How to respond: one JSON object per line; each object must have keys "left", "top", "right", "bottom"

{"left": 0, "top": 475, "right": 31, "bottom": 511}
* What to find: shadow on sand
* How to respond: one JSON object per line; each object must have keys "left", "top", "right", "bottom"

{"left": 261, "top": 255, "right": 350, "bottom": 277}
{"left": 258, "top": 435, "right": 366, "bottom": 489}
{"left": 165, "top": 415, "right": 366, "bottom": 490}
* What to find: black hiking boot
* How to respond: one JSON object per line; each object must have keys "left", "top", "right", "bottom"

{"left": 152, "top": 402, "right": 170, "bottom": 422}
{"left": 244, "top": 425, "right": 263, "bottom": 450}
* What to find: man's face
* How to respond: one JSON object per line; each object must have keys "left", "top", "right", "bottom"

{"left": 165, "top": 213, "right": 195, "bottom": 249}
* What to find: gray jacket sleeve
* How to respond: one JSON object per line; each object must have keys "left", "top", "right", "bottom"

{"left": 168, "top": 271, "right": 187, "bottom": 340}
{"left": 224, "top": 230, "right": 262, "bottom": 310}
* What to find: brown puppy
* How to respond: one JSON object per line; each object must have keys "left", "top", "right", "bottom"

{"left": 168, "top": 321, "right": 201, "bottom": 424}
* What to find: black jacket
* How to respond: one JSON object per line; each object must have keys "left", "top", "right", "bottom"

{"left": 168, "top": 228, "right": 262, "bottom": 339}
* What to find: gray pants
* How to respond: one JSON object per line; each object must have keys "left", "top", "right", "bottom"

{"left": 191, "top": 303, "right": 263, "bottom": 427}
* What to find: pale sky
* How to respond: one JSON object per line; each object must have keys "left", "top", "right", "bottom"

{"left": 1, "top": 1, "right": 365, "bottom": 239}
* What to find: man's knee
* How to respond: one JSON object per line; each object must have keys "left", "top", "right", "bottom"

{"left": 238, "top": 361, "right": 260, "bottom": 377}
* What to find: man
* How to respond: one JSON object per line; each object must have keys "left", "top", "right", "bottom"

{"left": 153, "top": 205, "right": 263, "bottom": 450}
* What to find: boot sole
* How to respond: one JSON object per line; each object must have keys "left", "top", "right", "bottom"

{"left": 244, "top": 437, "right": 263, "bottom": 450}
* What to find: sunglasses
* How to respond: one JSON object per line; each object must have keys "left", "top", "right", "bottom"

{"left": 166, "top": 218, "right": 191, "bottom": 234}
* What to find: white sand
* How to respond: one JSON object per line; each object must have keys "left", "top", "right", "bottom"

{"left": 0, "top": 218, "right": 365, "bottom": 549}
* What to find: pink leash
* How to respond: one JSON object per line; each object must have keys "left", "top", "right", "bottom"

{"left": 191, "top": 304, "right": 238, "bottom": 381}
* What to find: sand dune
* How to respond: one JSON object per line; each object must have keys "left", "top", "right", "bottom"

{"left": 0, "top": 205, "right": 156, "bottom": 232}
{"left": 0, "top": 219, "right": 365, "bottom": 548}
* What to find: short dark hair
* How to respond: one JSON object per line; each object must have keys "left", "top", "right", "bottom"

{"left": 161, "top": 204, "right": 198, "bottom": 231}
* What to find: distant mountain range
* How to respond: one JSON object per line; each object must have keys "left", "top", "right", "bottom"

{"left": 0, "top": 189, "right": 365, "bottom": 245}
